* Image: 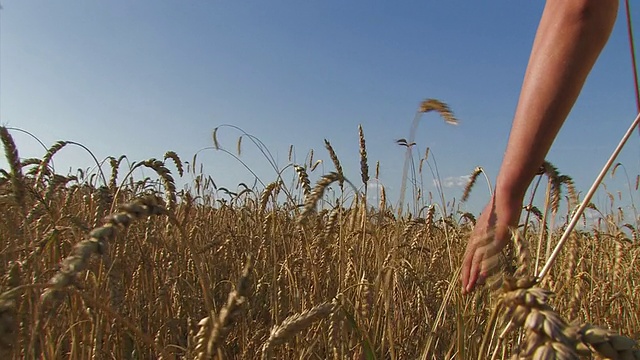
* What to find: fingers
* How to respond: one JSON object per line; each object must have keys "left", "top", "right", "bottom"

{"left": 466, "top": 251, "right": 483, "bottom": 294}
{"left": 461, "top": 237, "right": 487, "bottom": 294}
{"left": 462, "top": 233, "right": 502, "bottom": 294}
{"left": 462, "top": 235, "right": 484, "bottom": 294}
{"left": 461, "top": 197, "right": 520, "bottom": 294}
{"left": 461, "top": 245, "right": 474, "bottom": 294}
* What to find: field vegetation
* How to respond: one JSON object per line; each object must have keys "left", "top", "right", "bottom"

{"left": 0, "top": 100, "right": 639, "bottom": 359}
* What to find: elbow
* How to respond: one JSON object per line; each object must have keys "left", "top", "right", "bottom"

{"left": 556, "top": 0, "right": 619, "bottom": 24}
{"left": 546, "top": 0, "right": 618, "bottom": 40}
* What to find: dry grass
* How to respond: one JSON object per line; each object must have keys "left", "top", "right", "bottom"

{"left": 0, "top": 120, "right": 639, "bottom": 359}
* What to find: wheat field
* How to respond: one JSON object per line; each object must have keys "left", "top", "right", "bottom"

{"left": 0, "top": 103, "right": 639, "bottom": 359}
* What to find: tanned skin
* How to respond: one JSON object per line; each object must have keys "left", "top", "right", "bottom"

{"left": 462, "top": 0, "right": 619, "bottom": 294}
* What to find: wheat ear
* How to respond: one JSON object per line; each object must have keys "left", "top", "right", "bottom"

{"left": 498, "top": 276, "right": 580, "bottom": 359}
{"left": 107, "top": 155, "right": 127, "bottom": 190}
{"left": 0, "top": 127, "right": 25, "bottom": 207}
{"left": 418, "top": 98, "right": 459, "bottom": 125}
{"left": 575, "top": 323, "right": 640, "bottom": 359}
{"left": 260, "top": 181, "right": 281, "bottom": 213}
{"left": 512, "top": 230, "right": 530, "bottom": 278}
{"left": 461, "top": 166, "right": 483, "bottom": 203}
{"left": 323, "top": 139, "right": 345, "bottom": 189}
{"left": 298, "top": 172, "right": 344, "bottom": 223}
{"left": 198, "top": 257, "right": 253, "bottom": 359}
{"left": 293, "top": 165, "right": 311, "bottom": 197}
{"left": 163, "top": 150, "right": 184, "bottom": 177}
{"left": 541, "top": 160, "right": 563, "bottom": 214}
{"left": 143, "top": 159, "right": 177, "bottom": 209}
{"left": 35, "top": 140, "right": 68, "bottom": 186}
{"left": 358, "top": 125, "right": 369, "bottom": 185}
{"left": 41, "top": 195, "right": 166, "bottom": 307}
{"left": 261, "top": 301, "right": 336, "bottom": 359}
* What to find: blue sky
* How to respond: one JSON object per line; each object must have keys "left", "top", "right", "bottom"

{"left": 1, "top": 1, "right": 639, "bottom": 217}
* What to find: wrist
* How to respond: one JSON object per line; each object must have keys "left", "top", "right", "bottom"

{"left": 494, "top": 175, "right": 528, "bottom": 207}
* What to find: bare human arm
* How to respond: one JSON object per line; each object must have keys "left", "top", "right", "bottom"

{"left": 461, "top": 0, "right": 619, "bottom": 294}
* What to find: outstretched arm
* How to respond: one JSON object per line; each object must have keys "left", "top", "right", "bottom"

{"left": 462, "top": 0, "right": 618, "bottom": 294}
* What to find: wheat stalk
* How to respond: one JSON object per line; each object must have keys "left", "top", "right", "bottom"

{"left": 0, "top": 262, "right": 21, "bottom": 357}
{"left": 539, "top": 112, "right": 640, "bottom": 281}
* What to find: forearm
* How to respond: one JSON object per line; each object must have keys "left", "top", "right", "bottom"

{"left": 496, "top": 0, "right": 618, "bottom": 202}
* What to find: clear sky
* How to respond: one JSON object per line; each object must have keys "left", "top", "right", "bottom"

{"left": 1, "top": 1, "right": 639, "bottom": 217}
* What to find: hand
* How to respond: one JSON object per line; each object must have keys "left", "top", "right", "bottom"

{"left": 461, "top": 195, "right": 521, "bottom": 294}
